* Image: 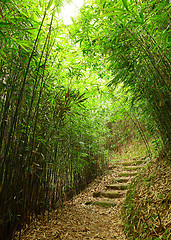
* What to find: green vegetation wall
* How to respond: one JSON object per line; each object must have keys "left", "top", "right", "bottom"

{"left": 0, "top": 1, "right": 112, "bottom": 239}
{"left": 70, "top": 0, "right": 171, "bottom": 158}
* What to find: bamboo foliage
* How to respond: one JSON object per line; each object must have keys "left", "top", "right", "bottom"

{"left": 1, "top": 0, "right": 169, "bottom": 239}
{"left": 71, "top": 0, "right": 171, "bottom": 156}
{"left": 0, "top": 1, "right": 109, "bottom": 239}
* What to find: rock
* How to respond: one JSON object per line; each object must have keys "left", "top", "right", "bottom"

{"left": 105, "top": 184, "right": 129, "bottom": 190}
{"left": 121, "top": 160, "right": 146, "bottom": 166}
{"left": 93, "top": 191, "right": 125, "bottom": 199}
{"left": 118, "top": 172, "right": 138, "bottom": 177}
{"left": 85, "top": 201, "right": 116, "bottom": 208}
{"left": 113, "top": 177, "right": 130, "bottom": 183}
{"left": 123, "top": 166, "right": 142, "bottom": 171}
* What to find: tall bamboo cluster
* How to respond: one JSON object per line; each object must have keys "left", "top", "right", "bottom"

{"left": 0, "top": 1, "right": 107, "bottom": 239}
{"left": 107, "top": 0, "right": 171, "bottom": 154}
{"left": 71, "top": 0, "right": 171, "bottom": 157}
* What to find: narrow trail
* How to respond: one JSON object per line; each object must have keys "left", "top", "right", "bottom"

{"left": 18, "top": 157, "right": 147, "bottom": 240}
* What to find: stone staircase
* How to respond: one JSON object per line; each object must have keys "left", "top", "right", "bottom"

{"left": 86, "top": 156, "right": 148, "bottom": 208}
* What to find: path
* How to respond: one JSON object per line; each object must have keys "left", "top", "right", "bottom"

{"left": 17, "top": 157, "right": 147, "bottom": 240}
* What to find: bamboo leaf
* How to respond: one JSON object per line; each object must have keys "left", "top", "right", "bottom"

{"left": 47, "top": 0, "right": 54, "bottom": 10}
{"left": 0, "top": 22, "right": 11, "bottom": 27}
{"left": 0, "top": 30, "right": 6, "bottom": 39}
{"left": 122, "top": 0, "right": 129, "bottom": 11}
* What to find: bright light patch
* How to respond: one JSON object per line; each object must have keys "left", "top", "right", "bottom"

{"left": 60, "top": 0, "right": 84, "bottom": 25}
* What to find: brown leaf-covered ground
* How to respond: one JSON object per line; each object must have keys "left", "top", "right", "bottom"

{"left": 15, "top": 159, "right": 131, "bottom": 240}
{"left": 122, "top": 156, "right": 171, "bottom": 239}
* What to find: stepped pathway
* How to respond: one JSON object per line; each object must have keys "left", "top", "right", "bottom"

{"left": 18, "top": 156, "right": 147, "bottom": 240}
{"left": 91, "top": 157, "right": 147, "bottom": 209}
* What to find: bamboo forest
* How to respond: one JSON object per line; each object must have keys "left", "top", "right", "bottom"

{"left": 0, "top": 0, "right": 170, "bottom": 239}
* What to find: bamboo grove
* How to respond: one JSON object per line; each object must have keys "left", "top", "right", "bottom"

{"left": 0, "top": 1, "right": 111, "bottom": 239}
{"left": 70, "top": 0, "right": 171, "bottom": 154}
{"left": 0, "top": 0, "right": 170, "bottom": 239}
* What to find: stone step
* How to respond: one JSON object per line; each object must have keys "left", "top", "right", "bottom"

{"left": 85, "top": 201, "right": 116, "bottom": 208}
{"left": 123, "top": 166, "right": 142, "bottom": 171}
{"left": 105, "top": 184, "right": 129, "bottom": 190}
{"left": 121, "top": 160, "right": 146, "bottom": 166}
{"left": 93, "top": 191, "right": 125, "bottom": 199}
{"left": 118, "top": 172, "right": 138, "bottom": 177}
{"left": 113, "top": 177, "right": 130, "bottom": 183}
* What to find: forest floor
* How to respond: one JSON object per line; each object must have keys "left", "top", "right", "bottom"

{"left": 16, "top": 154, "right": 147, "bottom": 240}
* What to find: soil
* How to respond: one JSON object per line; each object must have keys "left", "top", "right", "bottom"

{"left": 15, "top": 157, "right": 146, "bottom": 240}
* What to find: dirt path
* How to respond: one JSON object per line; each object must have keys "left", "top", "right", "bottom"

{"left": 17, "top": 157, "right": 147, "bottom": 240}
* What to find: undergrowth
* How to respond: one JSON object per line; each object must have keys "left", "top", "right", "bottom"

{"left": 112, "top": 139, "right": 151, "bottom": 162}
{"left": 121, "top": 156, "right": 171, "bottom": 240}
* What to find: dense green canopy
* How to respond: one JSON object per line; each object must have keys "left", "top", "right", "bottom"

{"left": 0, "top": 0, "right": 170, "bottom": 239}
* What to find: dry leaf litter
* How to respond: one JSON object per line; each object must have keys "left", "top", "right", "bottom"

{"left": 14, "top": 156, "right": 148, "bottom": 240}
